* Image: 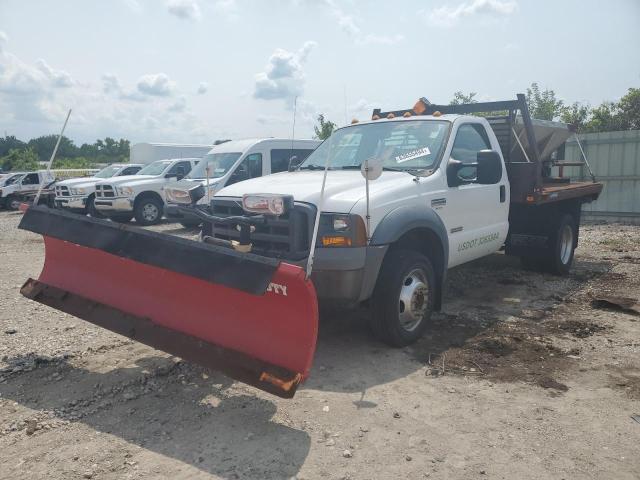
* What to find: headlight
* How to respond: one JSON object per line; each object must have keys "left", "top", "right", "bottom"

{"left": 242, "top": 194, "right": 292, "bottom": 216}
{"left": 165, "top": 187, "right": 192, "bottom": 205}
{"left": 319, "top": 213, "right": 367, "bottom": 247}
{"left": 71, "top": 188, "right": 86, "bottom": 195}
{"left": 119, "top": 186, "right": 135, "bottom": 196}
{"left": 166, "top": 185, "right": 206, "bottom": 205}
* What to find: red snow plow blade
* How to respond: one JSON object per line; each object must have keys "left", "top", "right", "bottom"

{"left": 19, "top": 206, "right": 318, "bottom": 398}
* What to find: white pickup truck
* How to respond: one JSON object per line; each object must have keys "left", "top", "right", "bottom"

{"left": 164, "top": 138, "right": 320, "bottom": 227}
{"left": 94, "top": 158, "right": 200, "bottom": 225}
{"left": 54, "top": 163, "right": 144, "bottom": 215}
{"left": 0, "top": 170, "right": 55, "bottom": 210}
{"left": 181, "top": 95, "right": 602, "bottom": 346}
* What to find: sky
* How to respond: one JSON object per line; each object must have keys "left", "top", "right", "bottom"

{"left": 0, "top": 0, "right": 639, "bottom": 146}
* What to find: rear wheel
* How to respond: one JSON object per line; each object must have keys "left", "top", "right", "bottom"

{"left": 370, "top": 249, "right": 435, "bottom": 347}
{"left": 134, "top": 196, "right": 163, "bottom": 226}
{"left": 6, "top": 195, "right": 20, "bottom": 211}
{"left": 547, "top": 214, "right": 576, "bottom": 275}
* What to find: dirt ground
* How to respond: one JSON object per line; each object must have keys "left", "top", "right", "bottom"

{"left": 1, "top": 210, "right": 639, "bottom": 480}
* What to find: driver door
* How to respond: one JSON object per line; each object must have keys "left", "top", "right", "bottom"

{"left": 442, "top": 123, "right": 508, "bottom": 267}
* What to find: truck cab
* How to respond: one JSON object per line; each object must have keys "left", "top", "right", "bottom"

{"left": 1, "top": 170, "right": 55, "bottom": 210}
{"left": 54, "top": 163, "right": 144, "bottom": 215}
{"left": 164, "top": 138, "right": 320, "bottom": 227}
{"left": 94, "top": 158, "right": 199, "bottom": 225}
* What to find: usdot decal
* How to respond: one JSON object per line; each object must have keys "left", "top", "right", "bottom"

{"left": 395, "top": 147, "right": 431, "bottom": 164}
{"left": 457, "top": 232, "right": 499, "bottom": 252}
{"left": 267, "top": 282, "right": 288, "bottom": 296}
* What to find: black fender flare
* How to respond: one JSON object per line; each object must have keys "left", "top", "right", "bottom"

{"left": 370, "top": 204, "right": 449, "bottom": 309}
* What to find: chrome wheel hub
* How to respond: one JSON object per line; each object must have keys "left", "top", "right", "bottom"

{"left": 559, "top": 224, "right": 573, "bottom": 265}
{"left": 142, "top": 203, "right": 159, "bottom": 222}
{"left": 398, "top": 268, "right": 429, "bottom": 332}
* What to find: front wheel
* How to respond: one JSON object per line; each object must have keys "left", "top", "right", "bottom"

{"left": 134, "top": 196, "right": 163, "bottom": 226}
{"left": 6, "top": 195, "right": 21, "bottom": 211}
{"left": 369, "top": 249, "right": 436, "bottom": 347}
{"left": 87, "top": 194, "right": 104, "bottom": 218}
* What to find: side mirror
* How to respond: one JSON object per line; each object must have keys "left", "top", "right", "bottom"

{"left": 176, "top": 166, "right": 186, "bottom": 181}
{"left": 476, "top": 150, "right": 502, "bottom": 184}
{"left": 446, "top": 159, "right": 466, "bottom": 187}
{"left": 288, "top": 156, "right": 299, "bottom": 172}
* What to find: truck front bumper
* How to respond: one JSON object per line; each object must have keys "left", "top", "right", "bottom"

{"left": 55, "top": 196, "right": 87, "bottom": 212}
{"left": 304, "top": 245, "right": 388, "bottom": 307}
{"left": 94, "top": 197, "right": 133, "bottom": 214}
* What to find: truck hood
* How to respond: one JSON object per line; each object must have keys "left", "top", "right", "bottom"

{"left": 97, "top": 175, "right": 156, "bottom": 187}
{"left": 55, "top": 177, "right": 97, "bottom": 188}
{"left": 215, "top": 170, "right": 410, "bottom": 212}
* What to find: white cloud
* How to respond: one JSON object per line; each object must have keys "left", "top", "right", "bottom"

{"left": 137, "top": 73, "right": 175, "bottom": 96}
{"left": 427, "top": 0, "right": 518, "bottom": 27}
{"left": 35, "top": 59, "right": 74, "bottom": 88}
{"left": 253, "top": 41, "right": 317, "bottom": 104}
{"left": 122, "top": 0, "right": 142, "bottom": 13}
{"left": 166, "top": 0, "right": 202, "bottom": 21}
{"left": 320, "top": 0, "right": 404, "bottom": 45}
{"left": 214, "top": 0, "right": 238, "bottom": 20}
{"left": 168, "top": 95, "right": 187, "bottom": 112}
{"left": 0, "top": 31, "right": 7, "bottom": 53}
{"left": 196, "top": 81, "right": 208, "bottom": 94}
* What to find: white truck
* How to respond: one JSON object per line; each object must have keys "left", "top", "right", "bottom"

{"left": 54, "top": 163, "right": 144, "bottom": 215}
{"left": 93, "top": 158, "right": 200, "bottom": 225}
{"left": 164, "top": 138, "right": 320, "bottom": 227}
{"left": 0, "top": 170, "right": 56, "bottom": 210}
{"left": 175, "top": 95, "right": 602, "bottom": 346}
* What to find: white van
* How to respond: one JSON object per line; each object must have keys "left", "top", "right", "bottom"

{"left": 164, "top": 138, "right": 320, "bottom": 227}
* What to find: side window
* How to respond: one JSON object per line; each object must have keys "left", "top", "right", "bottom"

{"left": 22, "top": 173, "right": 39, "bottom": 185}
{"left": 451, "top": 124, "right": 491, "bottom": 181}
{"left": 167, "top": 161, "right": 192, "bottom": 176}
{"left": 270, "top": 149, "right": 315, "bottom": 173}
{"left": 121, "top": 166, "right": 141, "bottom": 175}
{"left": 227, "top": 153, "right": 262, "bottom": 186}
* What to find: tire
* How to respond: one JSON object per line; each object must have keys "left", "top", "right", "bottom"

{"left": 6, "top": 195, "right": 20, "bottom": 211}
{"left": 110, "top": 214, "right": 134, "bottom": 223}
{"left": 546, "top": 214, "right": 577, "bottom": 275}
{"left": 179, "top": 220, "right": 202, "bottom": 229}
{"left": 87, "top": 194, "right": 104, "bottom": 218}
{"left": 369, "top": 249, "right": 436, "bottom": 347}
{"left": 133, "top": 196, "right": 163, "bottom": 226}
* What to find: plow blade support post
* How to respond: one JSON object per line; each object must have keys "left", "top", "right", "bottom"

{"left": 19, "top": 207, "right": 318, "bottom": 398}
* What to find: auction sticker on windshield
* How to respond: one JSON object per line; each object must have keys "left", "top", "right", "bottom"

{"left": 396, "top": 147, "right": 430, "bottom": 164}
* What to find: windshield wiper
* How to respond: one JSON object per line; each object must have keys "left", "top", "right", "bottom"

{"left": 298, "top": 164, "right": 331, "bottom": 170}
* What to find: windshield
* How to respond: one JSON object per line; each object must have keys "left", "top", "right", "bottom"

{"left": 94, "top": 165, "right": 122, "bottom": 179}
{"left": 137, "top": 160, "right": 172, "bottom": 176}
{"left": 2, "top": 174, "right": 24, "bottom": 186}
{"left": 299, "top": 120, "right": 450, "bottom": 173}
{"left": 188, "top": 152, "right": 242, "bottom": 179}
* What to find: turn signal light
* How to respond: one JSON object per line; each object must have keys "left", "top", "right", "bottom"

{"left": 322, "top": 236, "right": 352, "bottom": 247}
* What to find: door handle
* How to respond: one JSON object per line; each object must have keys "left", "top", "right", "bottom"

{"left": 499, "top": 185, "right": 506, "bottom": 203}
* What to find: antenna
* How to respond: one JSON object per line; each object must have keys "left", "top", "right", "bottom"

{"left": 34, "top": 108, "right": 71, "bottom": 207}
{"left": 343, "top": 85, "right": 347, "bottom": 125}
{"left": 288, "top": 96, "right": 298, "bottom": 171}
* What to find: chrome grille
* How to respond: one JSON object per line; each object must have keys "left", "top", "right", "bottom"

{"left": 55, "top": 186, "right": 70, "bottom": 197}
{"left": 96, "top": 184, "right": 115, "bottom": 198}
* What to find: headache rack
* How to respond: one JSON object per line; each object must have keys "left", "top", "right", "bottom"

{"left": 372, "top": 94, "right": 603, "bottom": 206}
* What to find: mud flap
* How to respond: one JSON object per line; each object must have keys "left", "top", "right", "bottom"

{"left": 19, "top": 206, "right": 318, "bottom": 398}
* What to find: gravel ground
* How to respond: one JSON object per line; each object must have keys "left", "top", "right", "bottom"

{"left": 1, "top": 210, "right": 639, "bottom": 480}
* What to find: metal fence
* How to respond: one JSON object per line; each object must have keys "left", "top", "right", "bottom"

{"left": 563, "top": 129, "right": 640, "bottom": 223}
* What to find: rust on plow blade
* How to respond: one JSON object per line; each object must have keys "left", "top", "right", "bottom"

{"left": 19, "top": 206, "right": 319, "bottom": 398}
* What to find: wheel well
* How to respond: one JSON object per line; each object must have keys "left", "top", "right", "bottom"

{"left": 134, "top": 191, "right": 163, "bottom": 208}
{"left": 389, "top": 227, "right": 446, "bottom": 310}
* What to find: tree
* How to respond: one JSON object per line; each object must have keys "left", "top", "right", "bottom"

{"left": 27, "top": 135, "right": 79, "bottom": 162}
{"left": 525, "top": 83, "right": 564, "bottom": 120}
{"left": 583, "top": 102, "right": 625, "bottom": 133}
{"left": 560, "top": 102, "right": 591, "bottom": 132}
{"left": 1, "top": 147, "right": 39, "bottom": 171}
{"left": 313, "top": 114, "right": 336, "bottom": 140}
{"left": 0, "top": 136, "right": 26, "bottom": 157}
{"left": 617, "top": 87, "right": 640, "bottom": 130}
{"left": 449, "top": 91, "right": 477, "bottom": 105}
